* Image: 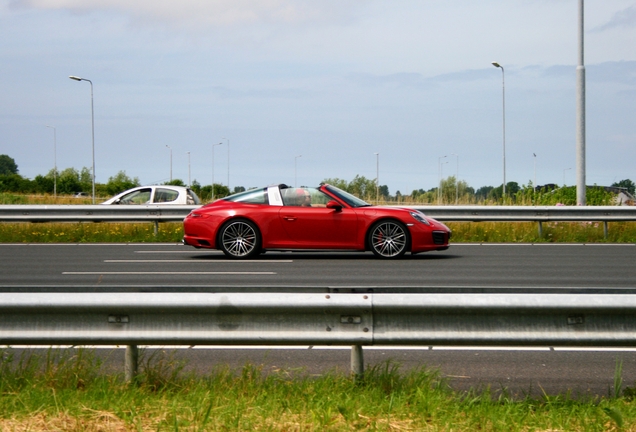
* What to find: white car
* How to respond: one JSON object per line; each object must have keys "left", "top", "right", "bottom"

{"left": 101, "top": 185, "right": 201, "bottom": 205}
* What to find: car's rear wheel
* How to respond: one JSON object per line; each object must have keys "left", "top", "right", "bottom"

{"left": 368, "top": 220, "right": 409, "bottom": 258}
{"left": 218, "top": 219, "right": 261, "bottom": 259}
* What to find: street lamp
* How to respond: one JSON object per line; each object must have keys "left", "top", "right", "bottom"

{"left": 440, "top": 161, "right": 449, "bottom": 204}
{"left": 576, "top": 0, "right": 586, "bottom": 205}
{"left": 45, "top": 125, "right": 57, "bottom": 199}
{"left": 438, "top": 155, "right": 447, "bottom": 204}
{"left": 451, "top": 153, "right": 459, "bottom": 204}
{"left": 563, "top": 167, "right": 572, "bottom": 186}
{"left": 165, "top": 145, "right": 172, "bottom": 182}
{"left": 294, "top": 155, "right": 302, "bottom": 187}
{"left": 212, "top": 142, "right": 223, "bottom": 199}
{"left": 69, "top": 75, "right": 95, "bottom": 204}
{"left": 222, "top": 137, "right": 230, "bottom": 191}
{"left": 187, "top": 151, "right": 191, "bottom": 187}
{"left": 374, "top": 152, "right": 379, "bottom": 203}
{"left": 491, "top": 62, "right": 506, "bottom": 199}
{"left": 533, "top": 153, "right": 537, "bottom": 192}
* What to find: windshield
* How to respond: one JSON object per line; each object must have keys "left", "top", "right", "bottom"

{"left": 324, "top": 184, "right": 370, "bottom": 208}
{"left": 224, "top": 188, "right": 268, "bottom": 204}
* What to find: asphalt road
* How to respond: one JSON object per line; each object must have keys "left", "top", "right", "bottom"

{"left": 0, "top": 242, "right": 635, "bottom": 290}
{"left": 2, "top": 243, "right": 636, "bottom": 397}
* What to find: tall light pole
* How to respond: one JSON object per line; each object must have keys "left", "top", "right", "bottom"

{"left": 45, "top": 125, "right": 57, "bottom": 198}
{"left": 374, "top": 152, "right": 379, "bottom": 203}
{"left": 294, "top": 155, "right": 302, "bottom": 187}
{"left": 491, "top": 62, "right": 506, "bottom": 199}
{"left": 186, "top": 151, "right": 191, "bottom": 187}
{"left": 69, "top": 75, "right": 95, "bottom": 204}
{"left": 451, "top": 153, "right": 459, "bottom": 204}
{"left": 563, "top": 167, "right": 572, "bottom": 186}
{"left": 533, "top": 153, "right": 537, "bottom": 192}
{"left": 576, "top": 0, "right": 586, "bottom": 205}
{"left": 165, "top": 145, "right": 172, "bottom": 182}
{"left": 212, "top": 142, "right": 223, "bottom": 199}
{"left": 222, "top": 137, "right": 230, "bottom": 192}
{"left": 438, "top": 155, "right": 447, "bottom": 204}
{"left": 440, "top": 161, "right": 448, "bottom": 204}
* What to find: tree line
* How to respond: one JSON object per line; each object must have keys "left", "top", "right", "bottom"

{"left": 1, "top": 154, "right": 634, "bottom": 205}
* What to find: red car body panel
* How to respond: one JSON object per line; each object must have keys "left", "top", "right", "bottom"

{"left": 183, "top": 184, "right": 450, "bottom": 256}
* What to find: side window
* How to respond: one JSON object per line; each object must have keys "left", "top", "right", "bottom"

{"left": 119, "top": 189, "right": 151, "bottom": 204}
{"left": 225, "top": 188, "right": 268, "bottom": 204}
{"left": 153, "top": 188, "right": 179, "bottom": 203}
{"left": 281, "top": 188, "right": 331, "bottom": 207}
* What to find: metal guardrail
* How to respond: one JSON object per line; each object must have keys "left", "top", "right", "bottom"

{"left": 1, "top": 205, "right": 635, "bottom": 223}
{"left": 2, "top": 292, "right": 636, "bottom": 378}
{"left": 0, "top": 205, "right": 634, "bottom": 237}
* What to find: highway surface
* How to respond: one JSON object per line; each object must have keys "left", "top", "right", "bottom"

{"left": 2, "top": 243, "right": 636, "bottom": 397}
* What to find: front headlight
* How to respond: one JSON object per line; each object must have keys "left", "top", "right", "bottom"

{"left": 410, "top": 211, "right": 430, "bottom": 225}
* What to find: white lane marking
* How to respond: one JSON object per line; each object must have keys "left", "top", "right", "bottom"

{"left": 105, "top": 259, "right": 293, "bottom": 263}
{"left": 63, "top": 271, "right": 276, "bottom": 275}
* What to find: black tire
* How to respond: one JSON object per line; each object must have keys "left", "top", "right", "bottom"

{"left": 368, "top": 220, "right": 410, "bottom": 259}
{"left": 218, "top": 219, "right": 261, "bottom": 259}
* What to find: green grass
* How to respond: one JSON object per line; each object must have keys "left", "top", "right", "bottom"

{"left": 1, "top": 348, "right": 635, "bottom": 431}
{"left": 1, "top": 221, "right": 635, "bottom": 244}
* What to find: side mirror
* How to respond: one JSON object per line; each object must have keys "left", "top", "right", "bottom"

{"left": 326, "top": 200, "right": 342, "bottom": 212}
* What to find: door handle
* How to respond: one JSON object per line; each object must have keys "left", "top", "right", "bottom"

{"left": 283, "top": 215, "right": 297, "bottom": 221}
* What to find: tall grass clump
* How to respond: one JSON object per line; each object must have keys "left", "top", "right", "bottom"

{"left": 2, "top": 348, "right": 636, "bottom": 430}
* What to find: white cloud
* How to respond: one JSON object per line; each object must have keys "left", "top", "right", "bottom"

{"left": 9, "top": 0, "right": 365, "bottom": 27}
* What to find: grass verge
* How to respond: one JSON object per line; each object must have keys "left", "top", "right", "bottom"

{"left": 0, "top": 221, "right": 635, "bottom": 243}
{"left": 1, "top": 348, "right": 636, "bottom": 431}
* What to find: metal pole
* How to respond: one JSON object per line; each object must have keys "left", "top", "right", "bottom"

{"left": 533, "top": 153, "right": 537, "bottom": 191}
{"left": 46, "top": 125, "right": 57, "bottom": 199}
{"left": 492, "top": 62, "right": 506, "bottom": 199}
{"left": 125, "top": 344, "right": 139, "bottom": 382}
{"left": 69, "top": 76, "right": 95, "bottom": 204}
{"left": 576, "top": 0, "right": 587, "bottom": 205}
{"left": 351, "top": 345, "right": 364, "bottom": 379}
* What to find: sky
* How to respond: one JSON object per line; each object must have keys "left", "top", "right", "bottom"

{"left": 1, "top": 0, "right": 635, "bottom": 196}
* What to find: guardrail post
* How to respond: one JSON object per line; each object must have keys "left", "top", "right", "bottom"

{"left": 538, "top": 221, "right": 543, "bottom": 238}
{"left": 153, "top": 221, "right": 159, "bottom": 236}
{"left": 125, "top": 344, "right": 139, "bottom": 382}
{"left": 604, "top": 221, "right": 608, "bottom": 239}
{"left": 351, "top": 345, "right": 364, "bottom": 379}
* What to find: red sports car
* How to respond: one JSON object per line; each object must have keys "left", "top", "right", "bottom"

{"left": 183, "top": 184, "right": 451, "bottom": 259}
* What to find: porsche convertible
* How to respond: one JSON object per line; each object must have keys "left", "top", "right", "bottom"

{"left": 183, "top": 183, "right": 451, "bottom": 259}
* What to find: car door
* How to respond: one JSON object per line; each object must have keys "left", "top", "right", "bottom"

{"left": 278, "top": 188, "right": 358, "bottom": 248}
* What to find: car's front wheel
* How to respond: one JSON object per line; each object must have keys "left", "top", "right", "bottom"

{"left": 218, "top": 219, "right": 261, "bottom": 259}
{"left": 368, "top": 220, "right": 409, "bottom": 258}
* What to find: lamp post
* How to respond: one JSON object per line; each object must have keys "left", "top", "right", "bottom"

{"left": 576, "top": 0, "right": 586, "bottom": 205}
{"left": 165, "top": 145, "right": 172, "bottom": 182}
{"left": 374, "top": 152, "right": 379, "bottom": 203}
{"left": 45, "top": 125, "right": 57, "bottom": 199}
{"left": 438, "top": 155, "right": 447, "bottom": 204}
{"left": 563, "top": 167, "right": 572, "bottom": 186}
{"left": 533, "top": 153, "right": 537, "bottom": 192}
{"left": 212, "top": 142, "right": 223, "bottom": 199}
{"left": 222, "top": 137, "right": 230, "bottom": 191}
{"left": 491, "top": 62, "right": 506, "bottom": 199}
{"left": 294, "top": 155, "right": 302, "bottom": 187}
{"left": 440, "top": 161, "right": 448, "bottom": 204}
{"left": 187, "top": 151, "right": 191, "bottom": 187}
{"left": 451, "top": 153, "right": 459, "bottom": 204}
{"left": 69, "top": 75, "right": 95, "bottom": 204}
